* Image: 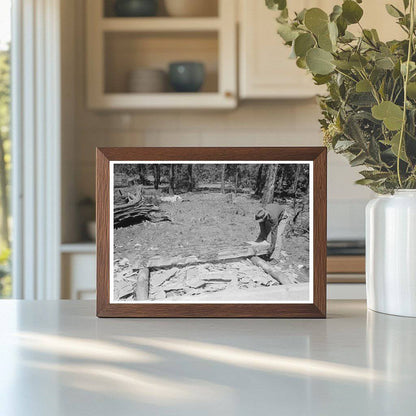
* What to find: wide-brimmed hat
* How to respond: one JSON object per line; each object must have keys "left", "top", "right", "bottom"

{"left": 255, "top": 208, "right": 268, "bottom": 222}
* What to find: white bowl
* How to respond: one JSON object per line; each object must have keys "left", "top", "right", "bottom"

{"left": 127, "top": 68, "right": 167, "bottom": 93}
{"left": 164, "top": 0, "right": 217, "bottom": 17}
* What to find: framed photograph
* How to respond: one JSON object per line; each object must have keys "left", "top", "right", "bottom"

{"left": 96, "top": 147, "right": 327, "bottom": 318}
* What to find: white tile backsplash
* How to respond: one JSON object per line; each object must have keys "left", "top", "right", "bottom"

{"left": 73, "top": 99, "right": 371, "bottom": 240}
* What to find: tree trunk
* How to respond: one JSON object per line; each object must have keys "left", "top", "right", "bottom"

{"left": 270, "top": 211, "right": 291, "bottom": 261}
{"left": 187, "top": 165, "right": 193, "bottom": 192}
{"left": 234, "top": 167, "right": 239, "bottom": 193}
{"left": 292, "top": 164, "right": 301, "bottom": 208}
{"left": 169, "top": 164, "right": 175, "bottom": 195}
{"left": 138, "top": 165, "right": 146, "bottom": 185}
{"left": 153, "top": 165, "right": 160, "bottom": 190}
{"left": 221, "top": 164, "right": 226, "bottom": 194}
{"left": 255, "top": 165, "right": 264, "bottom": 196}
{"left": 0, "top": 132, "right": 9, "bottom": 247}
{"left": 277, "top": 166, "right": 284, "bottom": 197}
{"left": 261, "top": 164, "right": 278, "bottom": 206}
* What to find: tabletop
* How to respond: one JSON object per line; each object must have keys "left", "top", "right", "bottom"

{"left": 0, "top": 300, "right": 415, "bottom": 416}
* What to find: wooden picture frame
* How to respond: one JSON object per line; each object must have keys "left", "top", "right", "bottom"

{"left": 96, "top": 147, "right": 327, "bottom": 318}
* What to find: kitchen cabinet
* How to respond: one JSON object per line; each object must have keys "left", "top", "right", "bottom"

{"left": 238, "top": 0, "right": 404, "bottom": 99}
{"left": 86, "top": 0, "right": 237, "bottom": 109}
{"left": 239, "top": 0, "right": 324, "bottom": 99}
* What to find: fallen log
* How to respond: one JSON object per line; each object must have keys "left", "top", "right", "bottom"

{"left": 114, "top": 203, "right": 169, "bottom": 228}
{"left": 250, "top": 256, "right": 297, "bottom": 285}
{"left": 145, "top": 243, "right": 271, "bottom": 269}
{"left": 135, "top": 267, "right": 150, "bottom": 300}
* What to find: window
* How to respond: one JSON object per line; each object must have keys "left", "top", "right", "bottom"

{"left": 0, "top": 0, "right": 11, "bottom": 298}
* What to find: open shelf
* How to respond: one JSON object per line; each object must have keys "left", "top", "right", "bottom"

{"left": 61, "top": 242, "right": 96, "bottom": 254}
{"left": 86, "top": 0, "right": 237, "bottom": 109}
{"left": 104, "top": 31, "right": 219, "bottom": 94}
{"left": 103, "top": 0, "right": 219, "bottom": 18}
{"left": 101, "top": 17, "right": 221, "bottom": 32}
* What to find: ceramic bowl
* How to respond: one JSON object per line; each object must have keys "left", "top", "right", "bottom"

{"left": 114, "top": 0, "right": 158, "bottom": 17}
{"left": 127, "top": 68, "right": 167, "bottom": 93}
{"left": 168, "top": 62, "right": 205, "bottom": 93}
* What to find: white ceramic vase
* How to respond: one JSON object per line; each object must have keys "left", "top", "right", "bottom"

{"left": 366, "top": 190, "right": 416, "bottom": 317}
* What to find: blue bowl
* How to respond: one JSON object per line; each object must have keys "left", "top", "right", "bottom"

{"left": 114, "top": 0, "right": 158, "bottom": 17}
{"left": 169, "top": 62, "right": 205, "bottom": 93}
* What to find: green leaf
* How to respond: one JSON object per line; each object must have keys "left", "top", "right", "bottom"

{"left": 334, "top": 139, "right": 355, "bottom": 152}
{"left": 350, "top": 152, "right": 368, "bottom": 167}
{"left": 385, "top": 4, "right": 403, "bottom": 18}
{"left": 403, "top": 0, "right": 410, "bottom": 9}
{"left": 371, "top": 29, "right": 380, "bottom": 42}
{"left": 369, "top": 136, "right": 381, "bottom": 162}
{"left": 294, "top": 33, "right": 315, "bottom": 57}
{"left": 360, "top": 170, "right": 391, "bottom": 180}
{"left": 355, "top": 178, "right": 377, "bottom": 185}
{"left": 333, "top": 59, "right": 353, "bottom": 70}
{"left": 277, "top": 23, "right": 299, "bottom": 42}
{"left": 382, "top": 132, "right": 409, "bottom": 162}
{"left": 350, "top": 53, "right": 368, "bottom": 69}
{"left": 306, "top": 48, "right": 335, "bottom": 75}
{"left": 372, "top": 101, "right": 404, "bottom": 130}
{"left": 318, "top": 32, "right": 333, "bottom": 52}
{"left": 336, "top": 15, "right": 348, "bottom": 36}
{"left": 296, "top": 57, "right": 307, "bottom": 69}
{"left": 295, "top": 8, "right": 307, "bottom": 22}
{"left": 375, "top": 56, "right": 395, "bottom": 70}
{"left": 356, "top": 79, "right": 372, "bottom": 93}
{"left": 304, "top": 8, "right": 329, "bottom": 35}
{"left": 266, "top": 0, "right": 287, "bottom": 11}
{"left": 330, "top": 5, "right": 343, "bottom": 22}
{"left": 407, "top": 82, "right": 416, "bottom": 99}
{"left": 340, "top": 31, "right": 356, "bottom": 42}
{"left": 342, "top": 0, "right": 364, "bottom": 24}
{"left": 313, "top": 74, "right": 332, "bottom": 85}
{"left": 401, "top": 61, "right": 416, "bottom": 76}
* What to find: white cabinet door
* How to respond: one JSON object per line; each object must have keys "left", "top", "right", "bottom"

{"left": 238, "top": 0, "right": 403, "bottom": 99}
{"left": 239, "top": 0, "right": 322, "bottom": 99}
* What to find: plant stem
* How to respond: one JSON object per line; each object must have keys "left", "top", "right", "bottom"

{"left": 397, "top": 0, "right": 415, "bottom": 188}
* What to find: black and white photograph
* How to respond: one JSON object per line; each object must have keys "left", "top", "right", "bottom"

{"left": 110, "top": 162, "right": 313, "bottom": 303}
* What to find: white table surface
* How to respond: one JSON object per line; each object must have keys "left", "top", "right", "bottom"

{"left": 0, "top": 300, "right": 415, "bottom": 416}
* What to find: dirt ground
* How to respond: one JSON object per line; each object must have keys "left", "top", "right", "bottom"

{"left": 114, "top": 188, "right": 310, "bottom": 277}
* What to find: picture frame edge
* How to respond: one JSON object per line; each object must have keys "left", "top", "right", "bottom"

{"left": 96, "top": 147, "right": 327, "bottom": 318}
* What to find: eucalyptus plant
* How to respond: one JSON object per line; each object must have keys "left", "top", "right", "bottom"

{"left": 266, "top": 0, "right": 416, "bottom": 193}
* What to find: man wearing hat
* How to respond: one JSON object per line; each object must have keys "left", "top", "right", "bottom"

{"left": 254, "top": 203, "right": 286, "bottom": 256}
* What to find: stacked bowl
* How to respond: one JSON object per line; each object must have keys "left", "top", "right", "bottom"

{"left": 127, "top": 68, "right": 167, "bottom": 93}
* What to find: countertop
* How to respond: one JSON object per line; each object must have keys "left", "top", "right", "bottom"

{"left": 0, "top": 300, "right": 415, "bottom": 416}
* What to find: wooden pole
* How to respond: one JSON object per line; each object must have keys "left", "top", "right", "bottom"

{"left": 135, "top": 267, "right": 150, "bottom": 300}
{"left": 270, "top": 211, "right": 291, "bottom": 262}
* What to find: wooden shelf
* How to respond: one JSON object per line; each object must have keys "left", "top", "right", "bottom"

{"left": 327, "top": 256, "right": 365, "bottom": 274}
{"left": 89, "top": 92, "right": 235, "bottom": 110}
{"left": 61, "top": 242, "right": 96, "bottom": 254}
{"left": 101, "top": 17, "right": 221, "bottom": 32}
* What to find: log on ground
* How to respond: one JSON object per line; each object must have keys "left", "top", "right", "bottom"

{"left": 145, "top": 243, "right": 271, "bottom": 269}
{"left": 135, "top": 267, "right": 150, "bottom": 300}
{"left": 250, "top": 256, "right": 297, "bottom": 285}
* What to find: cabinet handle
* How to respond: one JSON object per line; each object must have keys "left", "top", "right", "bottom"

{"left": 225, "top": 91, "right": 234, "bottom": 98}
